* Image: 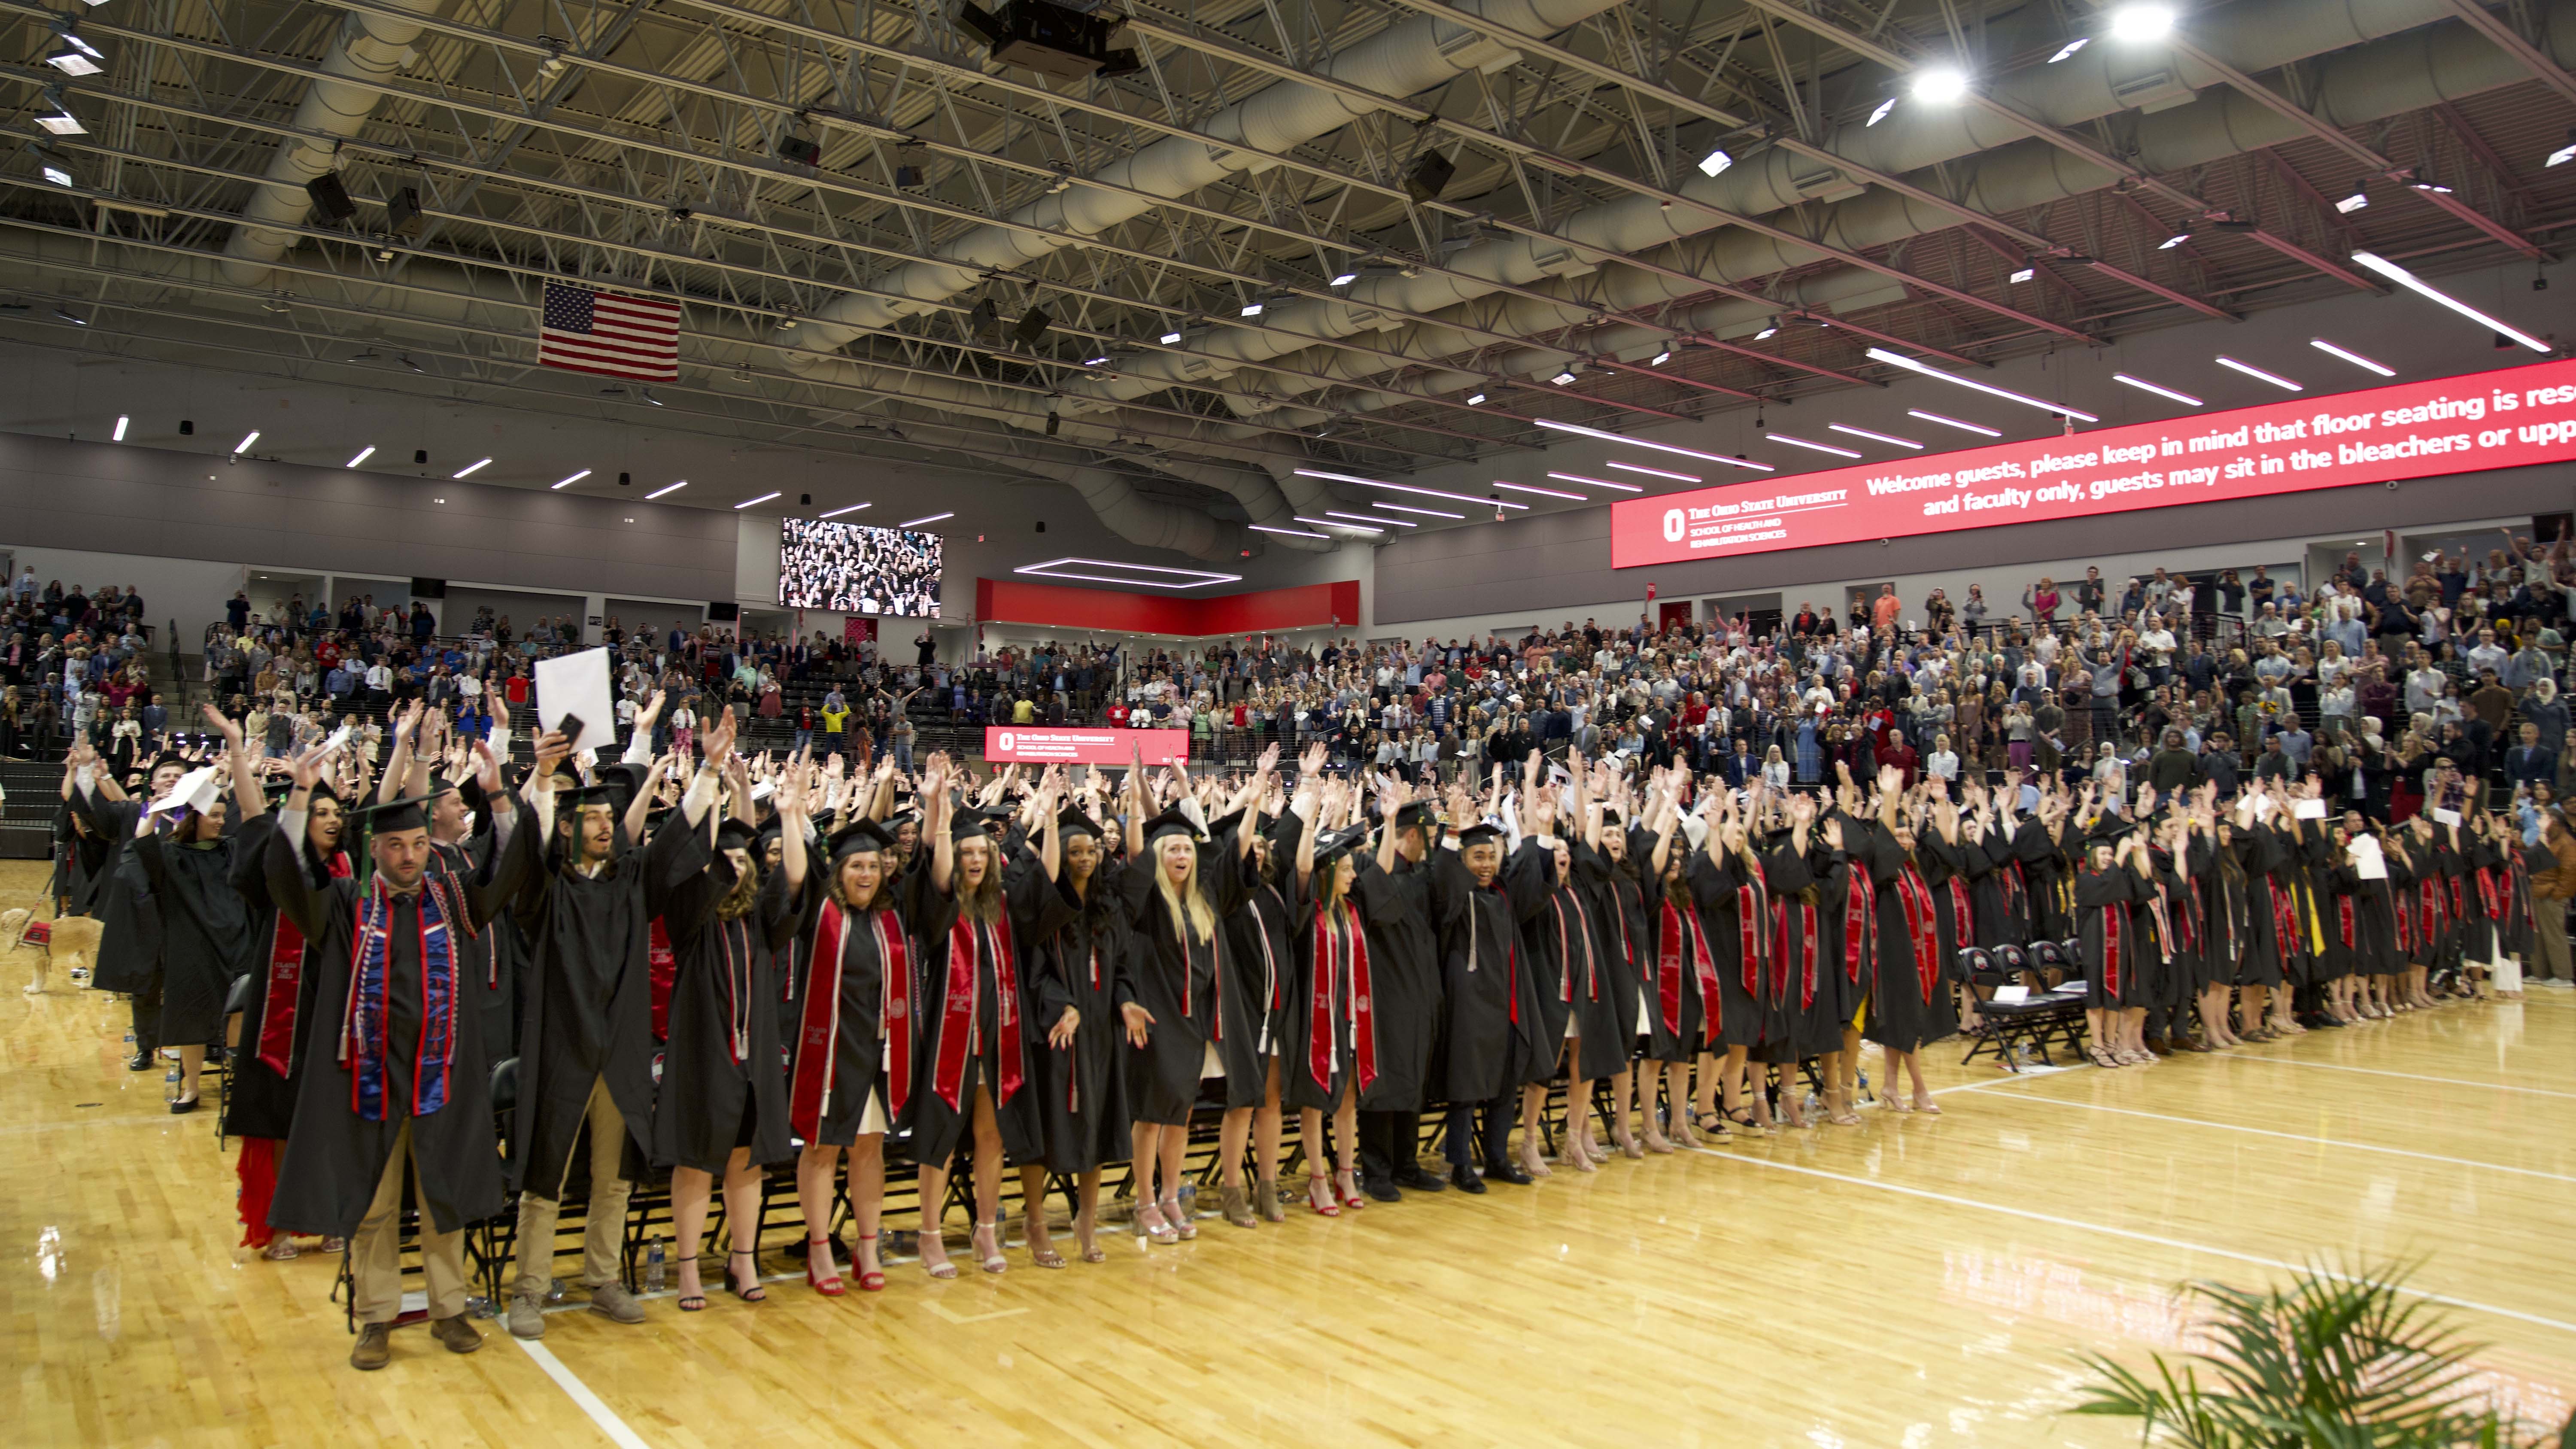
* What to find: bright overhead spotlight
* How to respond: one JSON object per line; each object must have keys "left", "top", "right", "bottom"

{"left": 2047, "top": 37, "right": 2089, "bottom": 63}
{"left": 1374, "top": 502, "right": 1464, "bottom": 518}
{"left": 1826, "top": 423, "right": 1922, "bottom": 450}
{"left": 899, "top": 511, "right": 953, "bottom": 527}
{"left": 2010, "top": 266, "right": 2036, "bottom": 283}
{"left": 40, "top": 162, "right": 74, "bottom": 188}
{"left": 1547, "top": 472, "right": 1643, "bottom": 493}
{"left": 1249, "top": 524, "right": 1330, "bottom": 539}
{"left": 2550, "top": 131, "right": 2576, "bottom": 168}
{"left": 2113, "top": 373, "right": 2202, "bottom": 406}
{"left": 1697, "top": 147, "right": 1733, "bottom": 179}
{"left": 111, "top": 414, "right": 127, "bottom": 441}
{"left": 1865, "top": 97, "right": 1897, "bottom": 126}
{"left": 1017, "top": 558, "right": 1244, "bottom": 587}
{"left": 641, "top": 387, "right": 662, "bottom": 405}
{"left": 733, "top": 491, "right": 782, "bottom": 509}
{"left": 1908, "top": 408, "right": 2000, "bottom": 437}
{"left": 1465, "top": 392, "right": 1487, "bottom": 406}
{"left": 37, "top": 109, "right": 87, "bottom": 136}
{"left": 1298, "top": 515, "right": 1381, "bottom": 534}
{"left": 1650, "top": 349, "right": 1672, "bottom": 366}
{"left": 1330, "top": 270, "right": 1358, "bottom": 286}
{"left": 1326, "top": 510, "right": 1416, "bottom": 527}
{"left": 1240, "top": 302, "right": 1265, "bottom": 318}
{"left": 452, "top": 457, "right": 491, "bottom": 478}
{"left": 646, "top": 479, "right": 688, "bottom": 498}
{"left": 551, "top": 468, "right": 590, "bottom": 489}
{"left": 1494, "top": 481, "right": 1585, "bottom": 501}
{"left": 1082, "top": 355, "right": 1110, "bottom": 367}
{"left": 46, "top": 37, "right": 104, "bottom": 75}
{"left": 2351, "top": 252, "right": 2550, "bottom": 351}
{"left": 2335, "top": 179, "right": 2369, "bottom": 213}
{"left": 2406, "top": 173, "right": 2454, "bottom": 194}
{"left": 1753, "top": 318, "right": 1780, "bottom": 340}
{"left": 2214, "top": 355, "right": 2303, "bottom": 391}
{"left": 2157, "top": 232, "right": 2190, "bottom": 249}
{"left": 1908, "top": 66, "right": 1968, "bottom": 104}
{"left": 1607, "top": 460, "right": 1701, "bottom": 481}
{"left": 1551, "top": 370, "right": 1579, "bottom": 386}
{"left": 234, "top": 430, "right": 260, "bottom": 454}
{"left": 1528, "top": 420, "right": 1774, "bottom": 471}
{"left": 818, "top": 502, "right": 872, "bottom": 518}
{"left": 346, "top": 444, "right": 375, "bottom": 468}
{"left": 1160, "top": 330, "right": 1184, "bottom": 345}
{"left": 1294, "top": 467, "right": 1531, "bottom": 507}
{"left": 1865, "top": 346, "right": 2098, "bottom": 420}
{"left": 2309, "top": 337, "right": 2395, "bottom": 377}
{"left": 1770, "top": 433, "right": 1862, "bottom": 459}
{"left": 55, "top": 307, "right": 86, "bottom": 325}
{"left": 2106, "top": 4, "right": 2175, "bottom": 43}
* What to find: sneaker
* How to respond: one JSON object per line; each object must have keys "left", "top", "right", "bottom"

{"left": 505, "top": 1285, "right": 546, "bottom": 1340}
{"left": 588, "top": 1282, "right": 646, "bottom": 1324}
{"left": 349, "top": 1322, "right": 392, "bottom": 1371}
{"left": 428, "top": 1315, "right": 483, "bottom": 1355}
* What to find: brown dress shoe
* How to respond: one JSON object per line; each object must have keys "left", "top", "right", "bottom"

{"left": 350, "top": 1322, "right": 392, "bottom": 1371}
{"left": 429, "top": 1315, "right": 483, "bottom": 1354}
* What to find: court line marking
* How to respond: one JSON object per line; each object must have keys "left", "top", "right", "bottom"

{"left": 1688, "top": 1147, "right": 2576, "bottom": 1337}
{"left": 2221, "top": 1054, "right": 2576, "bottom": 1100}
{"left": 1966, "top": 1078, "right": 2576, "bottom": 1184}
{"left": 514, "top": 1339, "right": 654, "bottom": 1449}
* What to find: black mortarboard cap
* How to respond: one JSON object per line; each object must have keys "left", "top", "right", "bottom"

{"left": 365, "top": 792, "right": 438, "bottom": 834}
{"left": 716, "top": 817, "right": 760, "bottom": 851}
{"left": 1055, "top": 808, "right": 1103, "bottom": 840}
{"left": 1392, "top": 800, "right": 1437, "bottom": 831}
{"left": 1314, "top": 824, "right": 1367, "bottom": 864}
{"left": 830, "top": 819, "right": 899, "bottom": 860}
{"left": 1139, "top": 806, "right": 1201, "bottom": 844}
{"left": 1455, "top": 820, "right": 1505, "bottom": 848}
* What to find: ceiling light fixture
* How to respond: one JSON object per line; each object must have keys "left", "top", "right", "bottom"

{"left": 735, "top": 491, "right": 781, "bottom": 509}
{"left": 1697, "top": 147, "right": 1733, "bottom": 178}
{"left": 1753, "top": 317, "right": 1780, "bottom": 340}
{"left": 111, "top": 414, "right": 128, "bottom": 441}
{"left": 1907, "top": 408, "right": 2001, "bottom": 437}
{"left": 2550, "top": 130, "right": 2576, "bottom": 168}
{"left": 452, "top": 457, "right": 491, "bottom": 478}
{"left": 1081, "top": 354, "right": 1109, "bottom": 368}
{"left": 40, "top": 161, "right": 75, "bottom": 188}
{"left": 46, "top": 36, "right": 104, "bottom": 75}
{"left": 2113, "top": 373, "right": 2203, "bottom": 406}
{"left": 641, "top": 387, "right": 663, "bottom": 405}
{"left": 1373, "top": 502, "right": 1464, "bottom": 518}
{"left": 1551, "top": 370, "right": 1580, "bottom": 386}
{"left": 2158, "top": 232, "right": 2190, "bottom": 249}
{"left": 899, "top": 511, "right": 953, "bottom": 527}
{"left": 1330, "top": 270, "right": 1358, "bottom": 286}
{"left": 2405, "top": 173, "right": 2454, "bottom": 194}
{"left": 346, "top": 444, "right": 375, "bottom": 468}
{"left": 1827, "top": 423, "right": 1923, "bottom": 450}
{"left": 1465, "top": 392, "right": 1487, "bottom": 406}
{"left": 1493, "top": 481, "right": 1586, "bottom": 501}
{"left": 1298, "top": 515, "right": 1382, "bottom": 534}
{"left": 1908, "top": 66, "right": 1968, "bottom": 104}
{"left": 1607, "top": 460, "right": 1701, "bottom": 481}
{"left": 1249, "top": 524, "right": 1330, "bottom": 539}
{"left": 1159, "top": 329, "right": 1184, "bottom": 345}
{"left": 552, "top": 468, "right": 591, "bottom": 489}
{"left": 1547, "top": 472, "right": 1643, "bottom": 493}
{"left": 1295, "top": 467, "right": 1531, "bottom": 507}
{"left": 2335, "top": 179, "right": 2369, "bottom": 213}
{"left": 2215, "top": 355, "right": 2303, "bottom": 391}
{"left": 1240, "top": 302, "right": 1265, "bottom": 318}
{"left": 2308, "top": 337, "right": 2395, "bottom": 377}
{"left": 1770, "top": 433, "right": 1863, "bottom": 459}
{"left": 2047, "top": 37, "right": 2089, "bottom": 63}
{"left": 55, "top": 308, "right": 86, "bottom": 325}
{"left": 234, "top": 430, "right": 260, "bottom": 454}
{"left": 37, "top": 107, "right": 86, "bottom": 136}
{"left": 2010, "top": 266, "right": 2036, "bottom": 283}
{"left": 1650, "top": 349, "right": 1671, "bottom": 366}
{"left": 2350, "top": 251, "right": 2550, "bottom": 351}
{"left": 1326, "top": 510, "right": 1416, "bottom": 527}
{"left": 2107, "top": 3, "right": 2175, "bottom": 43}
{"left": 1865, "top": 96, "right": 1898, "bottom": 125}
{"left": 647, "top": 479, "right": 688, "bottom": 498}
{"left": 1529, "top": 419, "right": 1776, "bottom": 471}
{"left": 1017, "top": 557, "right": 1245, "bottom": 587}
{"left": 818, "top": 502, "right": 873, "bottom": 518}
{"left": 1865, "top": 347, "right": 2099, "bottom": 420}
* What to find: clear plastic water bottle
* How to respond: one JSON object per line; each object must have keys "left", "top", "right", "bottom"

{"left": 644, "top": 1239, "right": 665, "bottom": 1294}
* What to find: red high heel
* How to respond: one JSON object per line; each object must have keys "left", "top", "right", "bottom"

{"left": 1305, "top": 1173, "right": 1340, "bottom": 1218}
{"left": 805, "top": 1236, "right": 846, "bottom": 1297}
{"left": 854, "top": 1232, "right": 886, "bottom": 1293}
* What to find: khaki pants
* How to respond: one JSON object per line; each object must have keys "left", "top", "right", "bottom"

{"left": 353, "top": 1118, "right": 468, "bottom": 1324}
{"left": 2536, "top": 901, "right": 2572, "bottom": 983}
{"left": 512, "top": 1075, "right": 633, "bottom": 1295}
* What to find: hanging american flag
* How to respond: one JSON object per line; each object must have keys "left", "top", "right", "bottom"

{"left": 536, "top": 281, "right": 680, "bottom": 381}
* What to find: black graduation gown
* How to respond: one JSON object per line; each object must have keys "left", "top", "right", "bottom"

{"left": 1687, "top": 848, "right": 1769, "bottom": 1054}
{"left": 1215, "top": 838, "right": 1299, "bottom": 1109}
{"left": 1008, "top": 861, "right": 1132, "bottom": 1171}
{"left": 1579, "top": 836, "right": 1651, "bottom": 1053}
{"left": 130, "top": 825, "right": 255, "bottom": 1048}
{"left": 1284, "top": 883, "right": 1359, "bottom": 1114}
{"left": 431, "top": 825, "right": 513, "bottom": 1067}
{"left": 1350, "top": 851, "right": 1440, "bottom": 1112}
{"left": 1558, "top": 843, "right": 1632, "bottom": 1080}
{"left": 2075, "top": 866, "right": 2137, "bottom": 1009}
{"left": 650, "top": 846, "right": 799, "bottom": 1174}
{"left": 907, "top": 865, "right": 1048, "bottom": 1164}
{"left": 1118, "top": 840, "right": 1246, "bottom": 1125}
{"left": 1968, "top": 831, "right": 2026, "bottom": 950}
{"left": 1813, "top": 842, "right": 1870, "bottom": 1036}
{"left": 2239, "top": 826, "right": 2297, "bottom": 990}
{"left": 1426, "top": 841, "right": 1551, "bottom": 1104}
{"left": 1523, "top": 853, "right": 1622, "bottom": 1083}
{"left": 2020, "top": 819, "right": 2072, "bottom": 944}
{"left": 222, "top": 814, "right": 347, "bottom": 1142}
{"left": 2199, "top": 851, "right": 2251, "bottom": 990}
{"left": 1862, "top": 832, "right": 1952, "bottom": 1052}
{"left": 72, "top": 793, "right": 161, "bottom": 998}
{"left": 783, "top": 874, "right": 911, "bottom": 1149}
{"left": 52, "top": 803, "right": 109, "bottom": 914}
{"left": 1746, "top": 841, "right": 1824, "bottom": 1065}
{"left": 496, "top": 807, "right": 707, "bottom": 1196}
{"left": 1640, "top": 871, "right": 1719, "bottom": 1066}
{"left": 264, "top": 821, "right": 510, "bottom": 1237}
{"left": 1919, "top": 832, "right": 1976, "bottom": 997}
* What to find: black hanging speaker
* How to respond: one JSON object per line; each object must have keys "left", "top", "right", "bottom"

{"left": 178, "top": 419, "right": 193, "bottom": 435}
{"left": 386, "top": 185, "right": 423, "bottom": 237}
{"left": 1404, "top": 151, "right": 1455, "bottom": 203}
{"left": 409, "top": 577, "right": 447, "bottom": 599}
{"left": 707, "top": 601, "right": 740, "bottom": 622}
{"left": 1013, "top": 306, "right": 1051, "bottom": 346}
{"left": 776, "top": 133, "right": 822, "bottom": 167}
{"left": 305, "top": 172, "right": 358, "bottom": 223}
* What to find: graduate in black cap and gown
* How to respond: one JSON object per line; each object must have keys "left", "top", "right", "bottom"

{"left": 1211, "top": 743, "right": 1297, "bottom": 1228}
{"left": 125, "top": 745, "right": 250, "bottom": 1117}
{"left": 378, "top": 698, "right": 523, "bottom": 1070}
{"left": 1348, "top": 785, "right": 1448, "bottom": 1203}
{"left": 1282, "top": 785, "right": 1365, "bottom": 1213}
{"left": 1005, "top": 790, "right": 1132, "bottom": 1264}
{"left": 65, "top": 744, "right": 186, "bottom": 1069}
{"left": 263, "top": 740, "right": 519, "bottom": 1370}
{"left": 1428, "top": 775, "right": 1555, "bottom": 1189}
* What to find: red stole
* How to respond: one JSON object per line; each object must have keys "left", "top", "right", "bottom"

{"left": 648, "top": 918, "right": 676, "bottom": 1043}
{"left": 2099, "top": 901, "right": 2124, "bottom": 996}
{"left": 2338, "top": 894, "right": 2354, "bottom": 948}
{"left": 2394, "top": 891, "right": 2412, "bottom": 952}
{"left": 1657, "top": 897, "right": 1719, "bottom": 1039}
{"left": 930, "top": 909, "right": 1023, "bottom": 1111}
{"left": 1944, "top": 876, "right": 1972, "bottom": 944}
{"left": 1737, "top": 862, "right": 1770, "bottom": 995}
{"left": 257, "top": 849, "right": 351, "bottom": 1076}
{"left": 1771, "top": 899, "right": 1820, "bottom": 1008}
{"left": 788, "top": 902, "right": 911, "bottom": 1137}
{"left": 1553, "top": 890, "right": 1600, "bottom": 1002}
{"left": 2270, "top": 881, "right": 2302, "bottom": 959}
{"left": 1309, "top": 899, "right": 1375, "bottom": 1094}
{"left": 1893, "top": 865, "right": 1941, "bottom": 1002}
{"left": 1843, "top": 868, "right": 1875, "bottom": 982}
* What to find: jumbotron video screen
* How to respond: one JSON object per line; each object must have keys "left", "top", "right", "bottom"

{"left": 777, "top": 516, "right": 942, "bottom": 617}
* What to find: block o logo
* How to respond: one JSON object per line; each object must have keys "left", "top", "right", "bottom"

{"left": 996, "top": 732, "right": 1015, "bottom": 751}
{"left": 1662, "top": 509, "right": 1685, "bottom": 543}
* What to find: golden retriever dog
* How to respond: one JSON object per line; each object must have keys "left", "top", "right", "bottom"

{"left": 4, "top": 909, "right": 105, "bottom": 993}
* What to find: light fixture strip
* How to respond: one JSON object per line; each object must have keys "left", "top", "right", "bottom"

{"left": 898, "top": 511, "right": 954, "bottom": 527}
{"left": 2111, "top": 374, "right": 2204, "bottom": 407}
{"left": 2214, "top": 356, "right": 2303, "bottom": 392}
{"left": 734, "top": 491, "right": 782, "bottom": 509}
{"left": 1768, "top": 434, "right": 1863, "bottom": 459}
{"left": 1493, "top": 481, "right": 1585, "bottom": 500}
{"left": 1529, "top": 420, "right": 1775, "bottom": 471}
{"left": 1865, "top": 347, "right": 2099, "bottom": 421}
{"left": 452, "top": 457, "right": 492, "bottom": 478}
{"left": 818, "top": 502, "right": 872, "bottom": 518}
{"left": 1825, "top": 424, "right": 1922, "bottom": 450}
{"left": 1545, "top": 472, "right": 1642, "bottom": 493}
{"left": 1906, "top": 409, "right": 2001, "bottom": 437}
{"left": 551, "top": 468, "right": 591, "bottom": 489}
{"left": 2308, "top": 338, "right": 2395, "bottom": 377}
{"left": 1606, "top": 460, "right": 1701, "bottom": 482}
{"left": 646, "top": 480, "right": 688, "bottom": 499}
{"left": 2349, "top": 252, "right": 2549, "bottom": 351}
{"left": 1293, "top": 468, "right": 1529, "bottom": 508}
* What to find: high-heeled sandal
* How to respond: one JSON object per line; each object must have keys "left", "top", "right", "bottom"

{"left": 805, "top": 1235, "right": 846, "bottom": 1297}
{"left": 1136, "top": 1200, "right": 1180, "bottom": 1244}
{"left": 1158, "top": 1196, "right": 1197, "bottom": 1240}
{"left": 1725, "top": 1107, "right": 1768, "bottom": 1137}
{"left": 1025, "top": 1217, "right": 1066, "bottom": 1270}
{"left": 1337, "top": 1167, "right": 1370, "bottom": 1207}
{"left": 1306, "top": 1173, "right": 1341, "bottom": 1218}
{"left": 1912, "top": 1092, "right": 1942, "bottom": 1116}
{"left": 1613, "top": 1131, "right": 1647, "bottom": 1160}
{"left": 1073, "top": 1215, "right": 1106, "bottom": 1264}
{"left": 854, "top": 1231, "right": 887, "bottom": 1292}
{"left": 2087, "top": 1045, "right": 2121, "bottom": 1068}
{"left": 724, "top": 1249, "right": 766, "bottom": 1303}
{"left": 972, "top": 1220, "right": 1008, "bottom": 1273}
{"left": 921, "top": 1229, "right": 960, "bottom": 1279}
{"left": 677, "top": 1261, "right": 707, "bottom": 1313}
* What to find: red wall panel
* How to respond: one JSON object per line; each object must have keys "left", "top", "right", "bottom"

{"left": 975, "top": 577, "right": 1358, "bottom": 635}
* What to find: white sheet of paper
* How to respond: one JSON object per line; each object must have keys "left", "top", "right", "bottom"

{"left": 2295, "top": 798, "right": 2327, "bottom": 820}
{"left": 322, "top": 723, "right": 352, "bottom": 756}
{"left": 148, "top": 765, "right": 222, "bottom": 817}
{"left": 2432, "top": 808, "right": 2461, "bottom": 827}
{"left": 1993, "top": 984, "right": 2031, "bottom": 1004}
{"left": 2350, "top": 834, "right": 2387, "bottom": 881}
{"left": 532, "top": 647, "right": 616, "bottom": 754}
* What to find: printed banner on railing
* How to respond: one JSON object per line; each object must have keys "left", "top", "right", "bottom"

{"left": 983, "top": 726, "right": 1190, "bottom": 766}
{"left": 1610, "top": 357, "right": 2576, "bottom": 568}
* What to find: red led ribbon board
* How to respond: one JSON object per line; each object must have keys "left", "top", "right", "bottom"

{"left": 984, "top": 727, "right": 1189, "bottom": 766}
{"left": 1609, "top": 357, "right": 2576, "bottom": 569}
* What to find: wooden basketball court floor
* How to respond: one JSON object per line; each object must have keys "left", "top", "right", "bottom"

{"left": 5, "top": 857, "right": 2572, "bottom": 1449}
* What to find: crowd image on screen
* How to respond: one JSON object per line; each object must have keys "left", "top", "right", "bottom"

{"left": 778, "top": 518, "right": 942, "bottom": 617}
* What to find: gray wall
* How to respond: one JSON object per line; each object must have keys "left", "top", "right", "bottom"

{"left": 445, "top": 586, "right": 590, "bottom": 640}
{"left": 1373, "top": 462, "right": 2576, "bottom": 626}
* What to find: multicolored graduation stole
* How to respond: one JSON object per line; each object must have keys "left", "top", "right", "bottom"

{"left": 258, "top": 848, "right": 350, "bottom": 1076}
{"left": 340, "top": 875, "right": 461, "bottom": 1122}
